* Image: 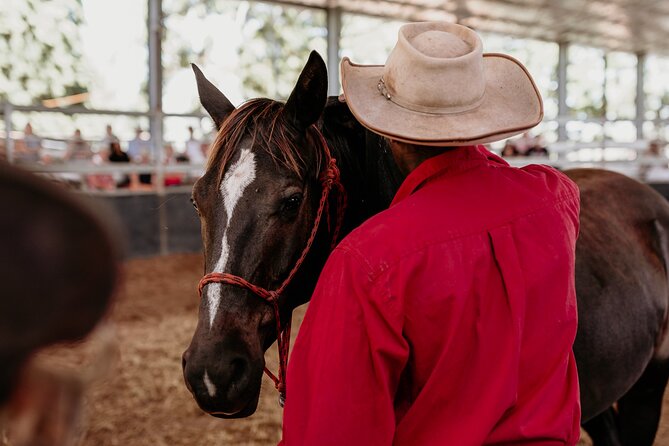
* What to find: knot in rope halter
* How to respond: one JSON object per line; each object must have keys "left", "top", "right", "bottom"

{"left": 197, "top": 126, "right": 347, "bottom": 407}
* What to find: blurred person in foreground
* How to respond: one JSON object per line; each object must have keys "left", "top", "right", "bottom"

{"left": 282, "top": 22, "right": 581, "bottom": 445}
{"left": 0, "top": 161, "right": 120, "bottom": 446}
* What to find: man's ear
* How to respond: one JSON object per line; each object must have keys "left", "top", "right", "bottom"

{"left": 283, "top": 51, "right": 328, "bottom": 131}
{"left": 191, "top": 64, "right": 235, "bottom": 129}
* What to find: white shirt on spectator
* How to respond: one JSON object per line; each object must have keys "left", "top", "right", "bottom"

{"left": 186, "top": 138, "right": 205, "bottom": 164}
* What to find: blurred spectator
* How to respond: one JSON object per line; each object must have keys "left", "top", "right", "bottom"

{"left": 163, "top": 143, "right": 185, "bottom": 187}
{"left": 526, "top": 134, "right": 548, "bottom": 157}
{"left": 643, "top": 140, "right": 669, "bottom": 182}
{"left": 648, "top": 139, "right": 665, "bottom": 157}
{"left": 509, "top": 132, "right": 548, "bottom": 157}
{"left": 14, "top": 123, "right": 42, "bottom": 164}
{"left": 513, "top": 131, "right": 534, "bottom": 156}
{"left": 201, "top": 130, "right": 215, "bottom": 160}
{"left": 86, "top": 144, "right": 115, "bottom": 191}
{"left": 101, "top": 124, "right": 120, "bottom": 147}
{"left": 164, "top": 143, "right": 176, "bottom": 164}
{"left": 128, "top": 151, "right": 153, "bottom": 190}
{"left": 185, "top": 126, "right": 206, "bottom": 165}
{"left": 108, "top": 141, "right": 129, "bottom": 163}
{"left": 65, "top": 129, "right": 92, "bottom": 162}
{"left": 501, "top": 141, "right": 519, "bottom": 157}
{"left": 108, "top": 141, "right": 131, "bottom": 188}
{"left": 127, "top": 127, "right": 148, "bottom": 162}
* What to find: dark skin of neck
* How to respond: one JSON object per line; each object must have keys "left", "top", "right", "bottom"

{"left": 388, "top": 140, "right": 453, "bottom": 175}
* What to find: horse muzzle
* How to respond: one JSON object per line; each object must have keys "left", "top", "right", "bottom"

{"left": 181, "top": 347, "right": 263, "bottom": 418}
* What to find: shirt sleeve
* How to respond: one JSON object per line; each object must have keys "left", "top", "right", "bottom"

{"left": 280, "top": 245, "right": 408, "bottom": 446}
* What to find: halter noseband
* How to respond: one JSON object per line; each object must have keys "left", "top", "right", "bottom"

{"left": 197, "top": 127, "right": 347, "bottom": 407}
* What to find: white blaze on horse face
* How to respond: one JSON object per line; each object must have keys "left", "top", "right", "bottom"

{"left": 203, "top": 370, "right": 217, "bottom": 397}
{"left": 207, "top": 148, "right": 257, "bottom": 329}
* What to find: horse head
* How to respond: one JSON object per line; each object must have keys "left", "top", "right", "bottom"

{"left": 182, "top": 52, "right": 336, "bottom": 417}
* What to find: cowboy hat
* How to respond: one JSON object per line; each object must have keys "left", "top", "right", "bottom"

{"left": 340, "top": 22, "right": 543, "bottom": 146}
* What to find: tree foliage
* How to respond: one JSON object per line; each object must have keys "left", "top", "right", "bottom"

{"left": 162, "top": 0, "right": 326, "bottom": 102}
{"left": 0, "top": 0, "right": 89, "bottom": 105}
{"left": 237, "top": 2, "right": 326, "bottom": 99}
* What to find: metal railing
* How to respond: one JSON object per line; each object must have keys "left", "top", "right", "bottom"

{"left": 1, "top": 101, "right": 208, "bottom": 194}
{"left": 4, "top": 101, "right": 669, "bottom": 187}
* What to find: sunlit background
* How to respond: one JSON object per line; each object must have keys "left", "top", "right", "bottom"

{"left": 3, "top": 0, "right": 669, "bottom": 156}
{"left": 3, "top": 0, "right": 669, "bottom": 253}
{"left": 6, "top": 3, "right": 669, "bottom": 446}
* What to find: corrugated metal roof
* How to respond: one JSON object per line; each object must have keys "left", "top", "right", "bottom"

{"left": 277, "top": 0, "right": 669, "bottom": 54}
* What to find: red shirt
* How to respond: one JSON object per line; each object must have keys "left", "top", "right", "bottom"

{"left": 281, "top": 145, "right": 581, "bottom": 445}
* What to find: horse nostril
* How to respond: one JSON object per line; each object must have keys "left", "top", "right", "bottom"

{"left": 229, "top": 357, "right": 249, "bottom": 386}
{"left": 182, "top": 350, "right": 190, "bottom": 370}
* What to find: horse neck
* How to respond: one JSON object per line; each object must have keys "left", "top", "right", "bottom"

{"left": 320, "top": 98, "right": 404, "bottom": 234}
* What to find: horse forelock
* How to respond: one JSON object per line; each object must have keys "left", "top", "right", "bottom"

{"left": 207, "top": 98, "right": 324, "bottom": 184}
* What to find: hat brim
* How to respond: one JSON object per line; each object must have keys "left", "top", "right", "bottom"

{"left": 340, "top": 54, "right": 543, "bottom": 146}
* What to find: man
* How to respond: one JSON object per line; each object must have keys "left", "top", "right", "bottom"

{"left": 185, "top": 126, "right": 206, "bottom": 164}
{"left": 102, "top": 124, "right": 120, "bottom": 147}
{"left": 282, "top": 22, "right": 581, "bottom": 445}
{"left": 127, "top": 127, "right": 147, "bottom": 162}
{"left": 14, "top": 123, "right": 42, "bottom": 165}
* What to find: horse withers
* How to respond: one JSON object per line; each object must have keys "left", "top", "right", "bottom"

{"left": 182, "top": 52, "right": 669, "bottom": 446}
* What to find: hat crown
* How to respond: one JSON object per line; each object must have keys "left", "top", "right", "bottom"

{"left": 382, "top": 22, "right": 486, "bottom": 114}
{"left": 338, "top": 20, "right": 543, "bottom": 146}
{"left": 409, "top": 30, "right": 471, "bottom": 58}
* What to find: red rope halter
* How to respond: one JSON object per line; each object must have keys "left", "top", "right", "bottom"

{"left": 197, "top": 126, "right": 347, "bottom": 407}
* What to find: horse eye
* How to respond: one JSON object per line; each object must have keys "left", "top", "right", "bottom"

{"left": 282, "top": 194, "right": 303, "bottom": 213}
{"left": 190, "top": 197, "right": 200, "bottom": 213}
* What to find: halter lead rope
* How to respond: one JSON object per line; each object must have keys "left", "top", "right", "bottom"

{"left": 197, "top": 127, "right": 347, "bottom": 407}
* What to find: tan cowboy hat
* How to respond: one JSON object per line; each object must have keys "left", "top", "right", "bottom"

{"left": 340, "top": 22, "right": 543, "bottom": 146}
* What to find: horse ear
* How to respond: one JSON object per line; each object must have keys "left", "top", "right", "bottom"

{"left": 191, "top": 64, "right": 235, "bottom": 130}
{"left": 283, "top": 51, "right": 328, "bottom": 131}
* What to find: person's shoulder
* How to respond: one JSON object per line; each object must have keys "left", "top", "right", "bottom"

{"left": 527, "top": 164, "right": 579, "bottom": 197}
{"left": 518, "top": 163, "right": 579, "bottom": 202}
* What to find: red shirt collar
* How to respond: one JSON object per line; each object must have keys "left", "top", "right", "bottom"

{"left": 390, "top": 145, "right": 506, "bottom": 207}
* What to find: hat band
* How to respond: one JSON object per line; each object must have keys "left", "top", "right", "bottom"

{"left": 378, "top": 77, "right": 486, "bottom": 115}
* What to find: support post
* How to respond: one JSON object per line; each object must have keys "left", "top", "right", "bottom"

{"left": 3, "top": 102, "right": 14, "bottom": 164}
{"left": 557, "top": 41, "right": 568, "bottom": 142}
{"left": 326, "top": 7, "right": 342, "bottom": 97}
{"left": 636, "top": 52, "right": 646, "bottom": 141}
{"left": 602, "top": 52, "right": 608, "bottom": 156}
{"left": 148, "top": 0, "right": 168, "bottom": 255}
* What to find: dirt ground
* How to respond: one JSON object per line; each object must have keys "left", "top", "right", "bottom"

{"left": 23, "top": 254, "right": 669, "bottom": 445}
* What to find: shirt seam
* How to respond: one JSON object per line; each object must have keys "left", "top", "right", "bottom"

{"left": 392, "top": 162, "right": 484, "bottom": 206}
{"left": 340, "top": 191, "right": 579, "bottom": 283}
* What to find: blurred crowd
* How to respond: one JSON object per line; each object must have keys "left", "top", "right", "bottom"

{"left": 5, "top": 124, "right": 669, "bottom": 188}
{"left": 500, "top": 132, "right": 549, "bottom": 158}
{"left": 5, "top": 124, "right": 211, "bottom": 191}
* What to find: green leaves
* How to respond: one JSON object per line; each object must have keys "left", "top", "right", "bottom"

{"left": 0, "top": 0, "right": 88, "bottom": 106}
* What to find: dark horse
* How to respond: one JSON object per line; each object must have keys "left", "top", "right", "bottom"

{"left": 182, "top": 52, "right": 669, "bottom": 445}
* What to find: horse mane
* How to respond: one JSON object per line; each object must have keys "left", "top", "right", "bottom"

{"left": 207, "top": 98, "right": 324, "bottom": 182}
